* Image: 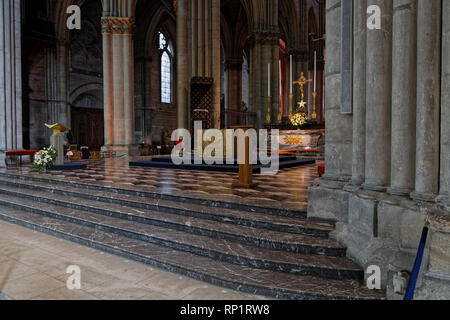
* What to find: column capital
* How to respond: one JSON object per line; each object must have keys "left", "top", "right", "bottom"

{"left": 248, "top": 29, "right": 279, "bottom": 46}
{"left": 225, "top": 58, "right": 243, "bottom": 70}
{"left": 101, "top": 17, "right": 136, "bottom": 35}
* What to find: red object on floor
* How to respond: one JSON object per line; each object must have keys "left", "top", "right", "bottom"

{"left": 6, "top": 150, "right": 39, "bottom": 156}
{"left": 318, "top": 164, "right": 325, "bottom": 177}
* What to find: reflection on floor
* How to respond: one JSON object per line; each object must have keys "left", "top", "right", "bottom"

{"left": 5, "top": 157, "right": 319, "bottom": 211}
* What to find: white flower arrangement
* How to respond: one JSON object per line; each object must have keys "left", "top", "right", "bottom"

{"left": 32, "top": 146, "right": 57, "bottom": 170}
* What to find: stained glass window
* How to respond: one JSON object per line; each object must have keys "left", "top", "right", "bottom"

{"left": 159, "top": 32, "right": 172, "bottom": 104}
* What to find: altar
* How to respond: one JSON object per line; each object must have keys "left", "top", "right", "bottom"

{"left": 271, "top": 129, "right": 325, "bottom": 151}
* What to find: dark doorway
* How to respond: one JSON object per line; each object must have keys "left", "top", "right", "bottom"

{"left": 71, "top": 107, "right": 104, "bottom": 150}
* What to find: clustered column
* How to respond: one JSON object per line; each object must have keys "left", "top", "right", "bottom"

{"left": 388, "top": 0, "right": 417, "bottom": 196}
{"left": 351, "top": 0, "right": 367, "bottom": 186}
{"left": 442, "top": 0, "right": 450, "bottom": 206}
{"left": 411, "top": 0, "right": 441, "bottom": 201}
{"left": 323, "top": 0, "right": 352, "bottom": 181}
{"left": 362, "top": 0, "right": 393, "bottom": 192}
{"left": 101, "top": 17, "right": 136, "bottom": 153}
{"left": 0, "top": 0, "right": 22, "bottom": 165}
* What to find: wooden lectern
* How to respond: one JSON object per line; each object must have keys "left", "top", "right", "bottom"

{"left": 231, "top": 125, "right": 258, "bottom": 188}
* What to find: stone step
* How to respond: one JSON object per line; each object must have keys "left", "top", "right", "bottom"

{"left": 0, "top": 191, "right": 345, "bottom": 257}
{"left": 0, "top": 206, "right": 384, "bottom": 300}
{"left": 0, "top": 171, "right": 307, "bottom": 218}
{"left": 0, "top": 176, "right": 333, "bottom": 238}
{"left": 0, "top": 195, "right": 359, "bottom": 279}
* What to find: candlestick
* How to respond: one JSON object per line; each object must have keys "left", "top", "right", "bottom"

{"left": 312, "top": 92, "right": 317, "bottom": 121}
{"left": 266, "top": 96, "right": 271, "bottom": 124}
{"left": 290, "top": 55, "right": 293, "bottom": 94}
{"left": 289, "top": 94, "right": 293, "bottom": 116}
{"left": 278, "top": 95, "right": 282, "bottom": 123}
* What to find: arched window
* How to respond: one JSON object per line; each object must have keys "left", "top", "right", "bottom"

{"left": 159, "top": 32, "right": 172, "bottom": 104}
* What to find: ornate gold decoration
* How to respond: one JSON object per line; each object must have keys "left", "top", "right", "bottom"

{"left": 283, "top": 136, "right": 303, "bottom": 145}
{"left": 293, "top": 72, "right": 312, "bottom": 100}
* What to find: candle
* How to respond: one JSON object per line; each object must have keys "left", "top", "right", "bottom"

{"left": 290, "top": 55, "right": 293, "bottom": 94}
{"left": 268, "top": 63, "right": 270, "bottom": 96}
{"left": 314, "top": 51, "right": 317, "bottom": 92}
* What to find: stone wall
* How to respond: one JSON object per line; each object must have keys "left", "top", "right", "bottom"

{"left": 308, "top": 0, "right": 450, "bottom": 299}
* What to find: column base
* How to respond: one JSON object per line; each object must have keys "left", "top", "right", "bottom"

{"left": 410, "top": 191, "right": 437, "bottom": 202}
{"left": 101, "top": 145, "right": 140, "bottom": 157}
{"left": 387, "top": 187, "right": 412, "bottom": 197}
{"left": 362, "top": 183, "right": 387, "bottom": 192}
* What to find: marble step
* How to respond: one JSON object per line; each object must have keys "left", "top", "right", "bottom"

{"left": 0, "top": 176, "right": 333, "bottom": 238}
{"left": 0, "top": 206, "right": 384, "bottom": 300}
{"left": 0, "top": 194, "right": 359, "bottom": 279}
{"left": 0, "top": 190, "right": 345, "bottom": 257}
{"left": 0, "top": 171, "right": 306, "bottom": 218}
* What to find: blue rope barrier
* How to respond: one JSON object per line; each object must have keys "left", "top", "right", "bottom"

{"left": 403, "top": 221, "right": 430, "bottom": 301}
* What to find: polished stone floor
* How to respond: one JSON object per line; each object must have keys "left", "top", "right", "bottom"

{"left": 3, "top": 157, "right": 320, "bottom": 212}
{"left": 0, "top": 221, "right": 265, "bottom": 300}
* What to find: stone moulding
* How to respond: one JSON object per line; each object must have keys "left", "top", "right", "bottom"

{"left": 101, "top": 17, "right": 136, "bottom": 35}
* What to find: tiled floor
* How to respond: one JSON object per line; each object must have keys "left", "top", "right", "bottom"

{"left": 2, "top": 157, "right": 320, "bottom": 212}
{"left": 0, "top": 221, "right": 265, "bottom": 300}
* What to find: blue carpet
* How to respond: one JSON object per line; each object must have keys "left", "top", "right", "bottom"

{"left": 130, "top": 158, "right": 315, "bottom": 173}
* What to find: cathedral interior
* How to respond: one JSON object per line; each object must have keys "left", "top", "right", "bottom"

{"left": 0, "top": 0, "right": 448, "bottom": 301}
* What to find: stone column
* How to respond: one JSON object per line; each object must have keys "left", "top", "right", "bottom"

{"left": 177, "top": 0, "right": 188, "bottom": 129}
{"left": 351, "top": 0, "right": 367, "bottom": 186}
{"left": 123, "top": 22, "right": 135, "bottom": 145}
{"left": 101, "top": 17, "right": 137, "bottom": 154}
{"left": 363, "top": 0, "right": 392, "bottom": 191}
{"left": 226, "top": 58, "right": 243, "bottom": 126}
{"left": 212, "top": 0, "right": 221, "bottom": 129}
{"left": 323, "top": 0, "right": 352, "bottom": 181}
{"left": 57, "top": 41, "right": 70, "bottom": 126}
{"left": 411, "top": 0, "right": 441, "bottom": 201}
{"left": 101, "top": 18, "right": 114, "bottom": 147}
{"left": 248, "top": 31, "right": 279, "bottom": 128}
{"left": 440, "top": 0, "right": 450, "bottom": 206}
{"left": 0, "top": 0, "right": 22, "bottom": 166}
{"left": 388, "top": 0, "right": 417, "bottom": 196}
{"left": 44, "top": 47, "right": 58, "bottom": 124}
{"left": 185, "top": 0, "right": 221, "bottom": 129}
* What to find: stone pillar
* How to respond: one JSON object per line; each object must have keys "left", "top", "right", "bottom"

{"left": 101, "top": 17, "right": 137, "bottom": 154}
{"left": 44, "top": 47, "right": 58, "bottom": 124}
{"left": 363, "top": 0, "right": 392, "bottom": 191}
{"left": 123, "top": 23, "right": 135, "bottom": 145}
{"left": 411, "top": 0, "right": 441, "bottom": 201}
{"left": 248, "top": 31, "right": 279, "bottom": 128}
{"left": 226, "top": 58, "right": 243, "bottom": 126}
{"left": 440, "top": 0, "right": 450, "bottom": 206}
{"left": 351, "top": 0, "right": 366, "bottom": 186}
{"left": 323, "top": 0, "right": 352, "bottom": 181}
{"left": 388, "top": 0, "right": 417, "bottom": 196}
{"left": 185, "top": 0, "right": 221, "bottom": 129}
{"left": 0, "top": 0, "right": 22, "bottom": 166}
{"left": 57, "top": 41, "right": 70, "bottom": 126}
{"left": 177, "top": 0, "right": 188, "bottom": 129}
{"left": 211, "top": 0, "right": 221, "bottom": 129}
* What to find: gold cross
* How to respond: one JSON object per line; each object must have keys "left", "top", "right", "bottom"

{"left": 293, "top": 72, "right": 312, "bottom": 99}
